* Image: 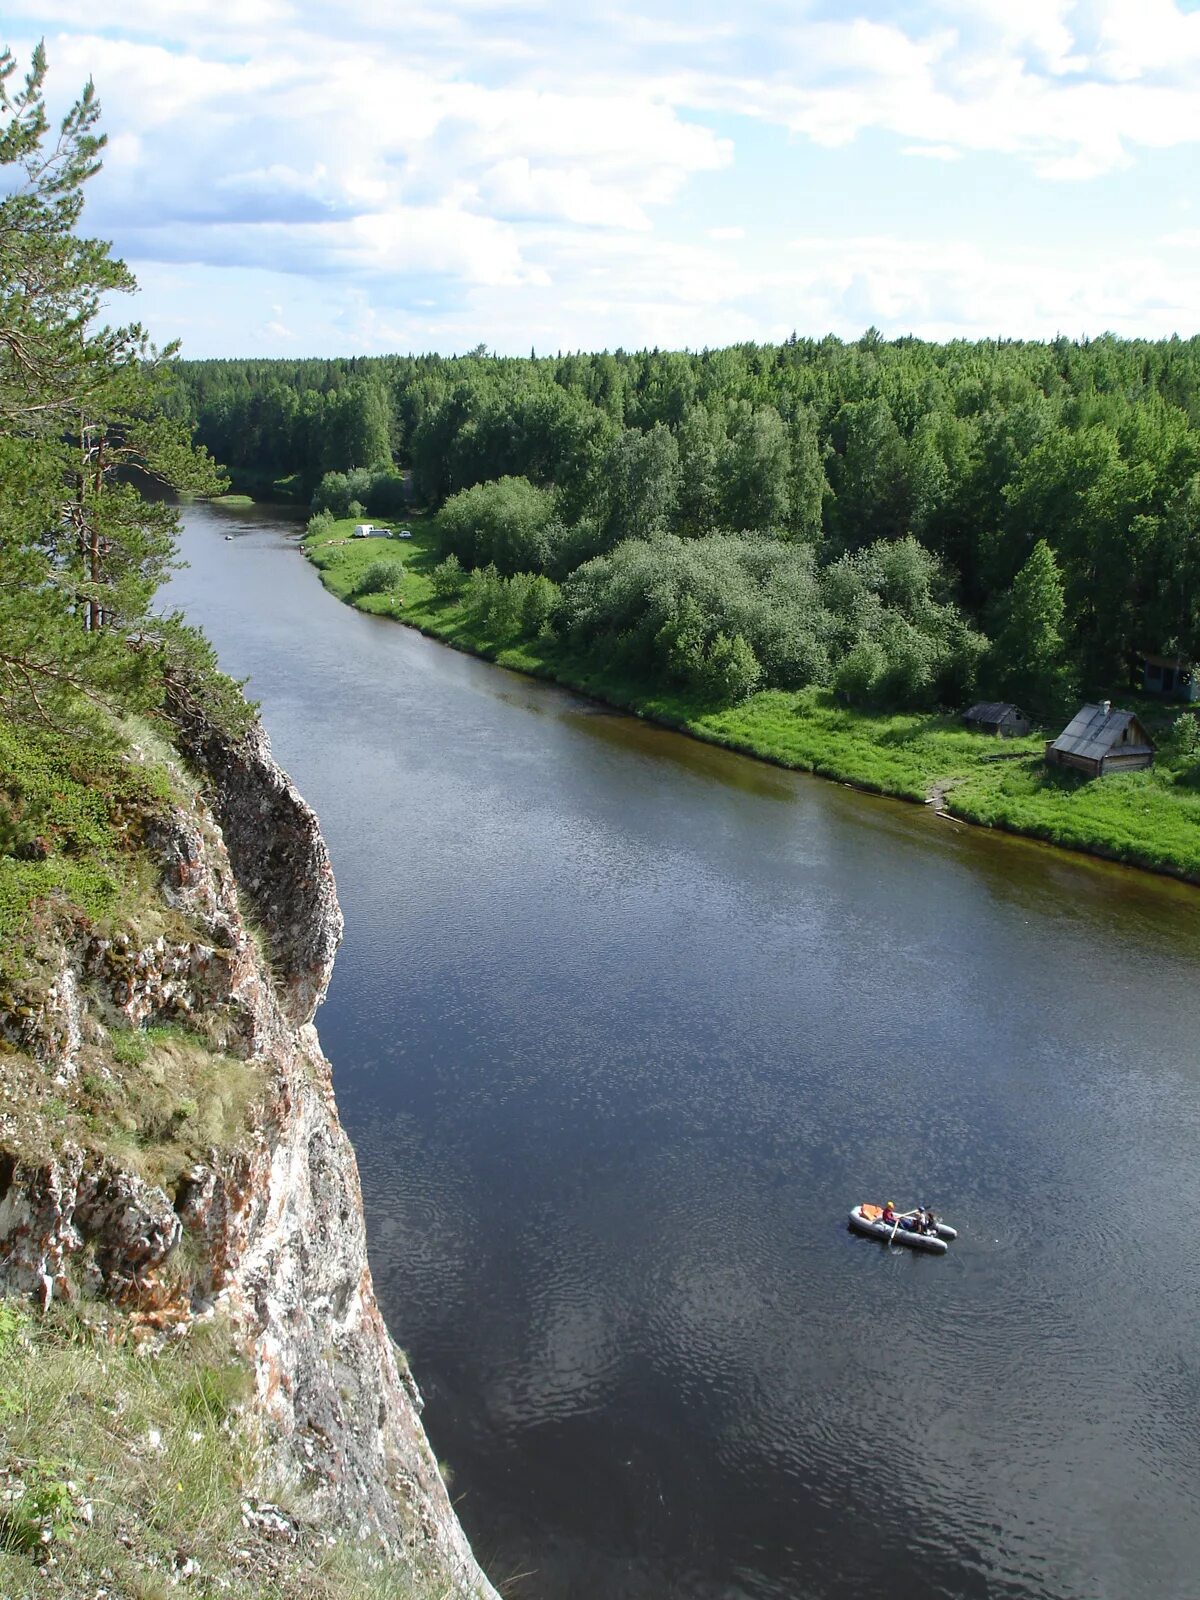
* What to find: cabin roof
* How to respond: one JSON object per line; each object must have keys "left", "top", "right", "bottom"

{"left": 965, "top": 701, "right": 1027, "bottom": 723}
{"left": 1143, "top": 652, "right": 1193, "bottom": 670}
{"left": 1050, "top": 703, "right": 1154, "bottom": 762}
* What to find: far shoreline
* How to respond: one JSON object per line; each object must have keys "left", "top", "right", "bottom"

{"left": 279, "top": 506, "right": 1200, "bottom": 888}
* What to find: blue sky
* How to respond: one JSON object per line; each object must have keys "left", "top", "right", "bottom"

{"left": 6, "top": 0, "right": 1200, "bottom": 357}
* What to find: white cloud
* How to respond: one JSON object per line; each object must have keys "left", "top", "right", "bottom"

{"left": 926, "top": 0, "right": 1085, "bottom": 76}
{"left": 477, "top": 157, "right": 653, "bottom": 230}
{"left": 10, "top": 0, "right": 289, "bottom": 30}
{"left": 641, "top": 5, "right": 1200, "bottom": 178}
{"left": 29, "top": 28, "right": 728, "bottom": 283}
{"left": 772, "top": 232, "right": 1198, "bottom": 342}
{"left": 1093, "top": 0, "right": 1200, "bottom": 82}
{"left": 901, "top": 143, "right": 963, "bottom": 160}
{"left": 9, "top": 1, "right": 1200, "bottom": 355}
{"left": 124, "top": 214, "right": 1200, "bottom": 359}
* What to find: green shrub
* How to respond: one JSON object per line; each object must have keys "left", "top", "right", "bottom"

{"left": 704, "top": 631, "right": 762, "bottom": 702}
{"left": 110, "top": 1027, "right": 150, "bottom": 1067}
{"left": 0, "top": 1458, "right": 75, "bottom": 1554}
{"left": 834, "top": 639, "right": 887, "bottom": 705}
{"left": 312, "top": 468, "right": 408, "bottom": 519}
{"left": 0, "top": 719, "right": 180, "bottom": 960}
{"left": 430, "top": 553, "right": 464, "bottom": 600}
{"left": 520, "top": 573, "right": 561, "bottom": 637}
{"left": 351, "top": 559, "right": 405, "bottom": 598}
{"left": 465, "top": 563, "right": 503, "bottom": 617}
{"left": 438, "top": 476, "right": 558, "bottom": 575}
{"left": 1171, "top": 711, "right": 1200, "bottom": 757}
{"left": 0, "top": 1302, "right": 25, "bottom": 1355}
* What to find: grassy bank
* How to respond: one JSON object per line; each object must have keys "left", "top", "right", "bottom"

{"left": 0, "top": 1304, "right": 438, "bottom": 1599}
{"left": 303, "top": 515, "right": 1200, "bottom": 882}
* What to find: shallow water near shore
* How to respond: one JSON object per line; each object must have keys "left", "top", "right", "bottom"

{"left": 168, "top": 500, "right": 1200, "bottom": 1600}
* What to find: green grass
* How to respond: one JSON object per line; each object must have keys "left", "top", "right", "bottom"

{"left": 303, "top": 515, "right": 1200, "bottom": 881}
{"left": 0, "top": 1304, "right": 442, "bottom": 1600}
{"left": 0, "top": 715, "right": 268, "bottom": 1177}
{"left": 0, "top": 1303, "right": 256, "bottom": 1596}
{"left": 83, "top": 1023, "right": 262, "bottom": 1188}
{"left": 948, "top": 757, "right": 1200, "bottom": 875}
{"left": 0, "top": 719, "right": 181, "bottom": 969}
{"left": 0, "top": 1007, "right": 262, "bottom": 1180}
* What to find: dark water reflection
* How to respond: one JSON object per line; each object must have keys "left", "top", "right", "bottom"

{"left": 168, "top": 503, "right": 1200, "bottom": 1600}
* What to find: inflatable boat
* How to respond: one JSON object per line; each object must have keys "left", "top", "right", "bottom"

{"left": 849, "top": 1204, "right": 958, "bottom": 1254}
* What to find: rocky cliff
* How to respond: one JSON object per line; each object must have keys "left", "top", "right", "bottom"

{"left": 0, "top": 708, "right": 497, "bottom": 1597}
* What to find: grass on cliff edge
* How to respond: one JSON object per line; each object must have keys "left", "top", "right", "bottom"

{"left": 0, "top": 710, "right": 267, "bottom": 1188}
{"left": 0, "top": 718, "right": 181, "bottom": 971}
{"left": 303, "top": 514, "right": 1200, "bottom": 881}
{"left": 0, "top": 1303, "right": 455, "bottom": 1600}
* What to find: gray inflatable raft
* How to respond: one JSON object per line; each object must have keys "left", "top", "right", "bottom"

{"left": 848, "top": 1205, "right": 957, "bottom": 1254}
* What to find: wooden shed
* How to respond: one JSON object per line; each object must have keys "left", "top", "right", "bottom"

{"left": 963, "top": 702, "right": 1031, "bottom": 738}
{"left": 1045, "top": 702, "right": 1155, "bottom": 777}
{"left": 1142, "top": 654, "right": 1198, "bottom": 702}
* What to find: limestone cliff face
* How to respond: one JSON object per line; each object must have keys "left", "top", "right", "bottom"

{"left": 0, "top": 711, "right": 497, "bottom": 1597}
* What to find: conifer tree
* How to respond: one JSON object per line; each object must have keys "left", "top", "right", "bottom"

{"left": 992, "top": 539, "right": 1074, "bottom": 716}
{"left": 0, "top": 43, "right": 226, "bottom": 729}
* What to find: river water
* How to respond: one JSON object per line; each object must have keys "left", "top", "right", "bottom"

{"left": 168, "top": 502, "right": 1200, "bottom": 1600}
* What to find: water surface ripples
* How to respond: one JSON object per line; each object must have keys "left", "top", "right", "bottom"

{"left": 170, "top": 504, "right": 1200, "bottom": 1600}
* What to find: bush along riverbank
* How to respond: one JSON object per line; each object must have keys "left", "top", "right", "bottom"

{"left": 302, "top": 514, "right": 1200, "bottom": 882}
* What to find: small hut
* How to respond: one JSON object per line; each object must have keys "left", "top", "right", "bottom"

{"left": 1141, "top": 654, "right": 1198, "bottom": 702}
{"left": 1045, "top": 702, "right": 1155, "bottom": 777}
{"left": 963, "top": 702, "right": 1031, "bottom": 738}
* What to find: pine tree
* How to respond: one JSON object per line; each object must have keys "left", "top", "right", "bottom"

{"left": 992, "top": 539, "right": 1075, "bottom": 716}
{"left": 0, "top": 43, "right": 226, "bottom": 730}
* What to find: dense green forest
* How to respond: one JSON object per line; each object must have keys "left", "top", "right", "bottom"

{"left": 174, "top": 333, "right": 1200, "bottom": 715}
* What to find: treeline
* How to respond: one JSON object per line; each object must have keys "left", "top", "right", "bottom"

{"left": 175, "top": 331, "right": 1200, "bottom": 714}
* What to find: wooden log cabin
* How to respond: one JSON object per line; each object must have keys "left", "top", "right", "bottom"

{"left": 963, "top": 702, "right": 1032, "bottom": 737}
{"left": 1045, "top": 702, "right": 1155, "bottom": 777}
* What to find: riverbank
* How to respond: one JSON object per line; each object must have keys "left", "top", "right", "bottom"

{"left": 302, "top": 515, "right": 1200, "bottom": 882}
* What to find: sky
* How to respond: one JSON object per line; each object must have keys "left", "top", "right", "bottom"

{"left": 6, "top": 0, "right": 1200, "bottom": 358}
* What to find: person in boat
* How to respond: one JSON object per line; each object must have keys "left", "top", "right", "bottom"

{"left": 881, "top": 1201, "right": 897, "bottom": 1226}
{"left": 919, "top": 1205, "right": 938, "bottom": 1234}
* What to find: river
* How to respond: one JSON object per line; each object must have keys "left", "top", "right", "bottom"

{"left": 167, "top": 501, "right": 1200, "bottom": 1600}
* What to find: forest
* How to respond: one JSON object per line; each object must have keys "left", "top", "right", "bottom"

{"left": 174, "top": 333, "right": 1200, "bottom": 718}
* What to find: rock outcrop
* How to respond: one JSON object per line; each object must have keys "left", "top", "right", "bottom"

{"left": 0, "top": 710, "right": 496, "bottom": 1597}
